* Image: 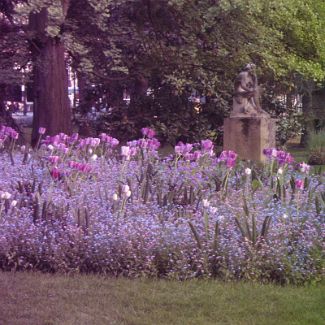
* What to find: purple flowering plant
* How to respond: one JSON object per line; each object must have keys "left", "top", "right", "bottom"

{"left": 0, "top": 125, "right": 324, "bottom": 284}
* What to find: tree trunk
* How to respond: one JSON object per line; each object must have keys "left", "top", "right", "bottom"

{"left": 29, "top": 4, "right": 71, "bottom": 145}
{"left": 300, "top": 90, "right": 314, "bottom": 146}
{"left": 129, "top": 75, "right": 148, "bottom": 108}
{"left": 31, "top": 39, "right": 71, "bottom": 143}
{"left": 129, "top": 75, "right": 148, "bottom": 120}
{"left": 109, "top": 81, "right": 124, "bottom": 109}
{"left": 0, "top": 84, "right": 6, "bottom": 115}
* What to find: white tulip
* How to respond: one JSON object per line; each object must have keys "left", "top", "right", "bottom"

{"left": 2, "top": 192, "right": 11, "bottom": 199}
{"left": 121, "top": 146, "right": 130, "bottom": 157}
{"left": 90, "top": 154, "right": 98, "bottom": 161}
{"left": 209, "top": 207, "right": 218, "bottom": 214}
{"left": 245, "top": 168, "right": 252, "bottom": 175}
{"left": 202, "top": 199, "right": 210, "bottom": 208}
{"left": 271, "top": 149, "right": 277, "bottom": 157}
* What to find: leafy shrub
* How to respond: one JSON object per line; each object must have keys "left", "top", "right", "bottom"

{"left": 76, "top": 85, "right": 229, "bottom": 146}
{"left": 262, "top": 90, "right": 303, "bottom": 146}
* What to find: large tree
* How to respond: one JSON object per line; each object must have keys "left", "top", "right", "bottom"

{"left": 28, "top": 0, "right": 72, "bottom": 143}
{"left": 0, "top": 0, "right": 73, "bottom": 143}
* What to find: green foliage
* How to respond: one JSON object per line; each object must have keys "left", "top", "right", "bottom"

{"left": 69, "top": 0, "right": 325, "bottom": 142}
{"left": 1, "top": 0, "right": 325, "bottom": 143}
{"left": 235, "top": 196, "right": 272, "bottom": 247}
{"left": 262, "top": 92, "right": 302, "bottom": 145}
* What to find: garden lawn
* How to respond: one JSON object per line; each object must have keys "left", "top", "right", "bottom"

{"left": 287, "top": 145, "right": 309, "bottom": 163}
{"left": 287, "top": 145, "right": 325, "bottom": 171}
{"left": 0, "top": 272, "right": 324, "bottom": 325}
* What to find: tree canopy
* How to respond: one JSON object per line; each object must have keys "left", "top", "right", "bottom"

{"left": 0, "top": 0, "right": 324, "bottom": 143}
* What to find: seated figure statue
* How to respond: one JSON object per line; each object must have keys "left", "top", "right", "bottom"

{"left": 231, "top": 63, "right": 269, "bottom": 117}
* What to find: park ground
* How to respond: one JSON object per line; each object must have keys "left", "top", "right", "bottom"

{"left": 0, "top": 272, "right": 324, "bottom": 325}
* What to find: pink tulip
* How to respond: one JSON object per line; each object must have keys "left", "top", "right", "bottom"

{"left": 48, "top": 155, "right": 60, "bottom": 165}
{"left": 50, "top": 167, "right": 61, "bottom": 180}
{"left": 141, "top": 127, "right": 156, "bottom": 138}
{"left": 295, "top": 179, "right": 304, "bottom": 190}
{"left": 38, "top": 127, "right": 46, "bottom": 135}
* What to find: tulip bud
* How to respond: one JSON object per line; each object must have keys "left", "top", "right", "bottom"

{"left": 38, "top": 127, "right": 46, "bottom": 135}
{"left": 121, "top": 146, "right": 130, "bottom": 158}
{"left": 295, "top": 179, "right": 304, "bottom": 190}
{"left": 202, "top": 199, "right": 210, "bottom": 208}
{"left": 2, "top": 192, "right": 11, "bottom": 199}
{"left": 90, "top": 154, "right": 98, "bottom": 161}
{"left": 209, "top": 207, "right": 218, "bottom": 214}
{"left": 245, "top": 168, "right": 252, "bottom": 175}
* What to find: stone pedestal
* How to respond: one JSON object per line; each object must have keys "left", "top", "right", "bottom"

{"left": 223, "top": 117, "right": 276, "bottom": 162}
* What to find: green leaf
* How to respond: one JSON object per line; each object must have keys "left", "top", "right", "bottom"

{"left": 290, "top": 176, "right": 296, "bottom": 193}
{"left": 243, "top": 196, "right": 250, "bottom": 217}
{"left": 212, "top": 221, "right": 219, "bottom": 251}
{"left": 251, "top": 214, "right": 256, "bottom": 245}
{"left": 189, "top": 222, "right": 202, "bottom": 250}
{"left": 234, "top": 216, "right": 246, "bottom": 239}
{"left": 252, "top": 179, "right": 261, "bottom": 193}
{"left": 204, "top": 212, "right": 210, "bottom": 240}
{"left": 315, "top": 196, "right": 321, "bottom": 216}
{"left": 261, "top": 216, "right": 272, "bottom": 239}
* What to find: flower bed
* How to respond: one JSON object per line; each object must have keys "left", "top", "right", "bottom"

{"left": 0, "top": 126, "right": 324, "bottom": 284}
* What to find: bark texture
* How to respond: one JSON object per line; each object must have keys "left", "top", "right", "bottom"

{"left": 301, "top": 89, "right": 315, "bottom": 146}
{"left": 30, "top": 3, "right": 71, "bottom": 145}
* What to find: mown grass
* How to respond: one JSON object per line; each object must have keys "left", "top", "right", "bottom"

{"left": 288, "top": 146, "right": 309, "bottom": 162}
{"left": 0, "top": 272, "right": 324, "bottom": 325}
{"left": 287, "top": 145, "right": 325, "bottom": 173}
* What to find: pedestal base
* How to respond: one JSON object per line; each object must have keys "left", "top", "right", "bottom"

{"left": 223, "top": 117, "right": 276, "bottom": 162}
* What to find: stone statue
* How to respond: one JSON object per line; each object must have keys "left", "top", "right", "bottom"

{"left": 231, "top": 63, "right": 269, "bottom": 117}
